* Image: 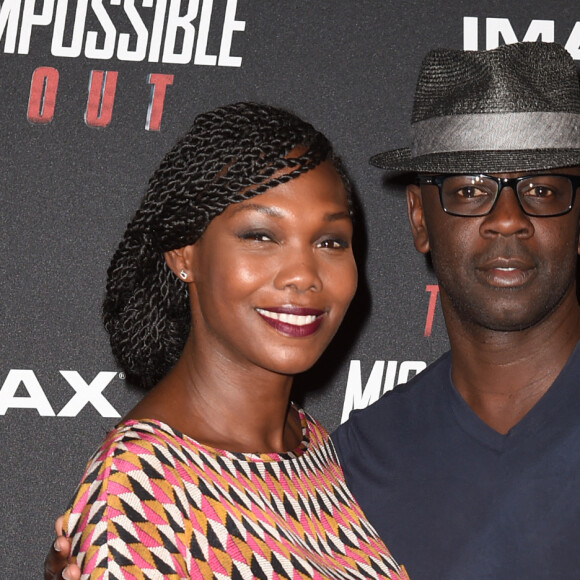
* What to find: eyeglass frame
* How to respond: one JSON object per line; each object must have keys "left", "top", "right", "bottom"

{"left": 416, "top": 173, "right": 580, "bottom": 218}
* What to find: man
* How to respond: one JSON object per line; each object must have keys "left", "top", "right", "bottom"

{"left": 333, "top": 41, "right": 580, "bottom": 579}
{"left": 47, "top": 42, "right": 580, "bottom": 579}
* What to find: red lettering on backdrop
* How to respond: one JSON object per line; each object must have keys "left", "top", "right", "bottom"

{"left": 424, "top": 284, "right": 440, "bottom": 337}
{"left": 85, "top": 70, "right": 118, "bottom": 128}
{"left": 27, "top": 67, "right": 59, "bottom": 124}
{"left": 146, "top": 73, "right": 174, "bottom": 131}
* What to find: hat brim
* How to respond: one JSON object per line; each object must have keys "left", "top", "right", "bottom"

{"left": 370, "top": 147, "right": 580, "bottom": 174}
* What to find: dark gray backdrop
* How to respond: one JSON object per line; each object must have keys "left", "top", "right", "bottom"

{"left": 2, "top": 1, "right": 578, "bottom": 576}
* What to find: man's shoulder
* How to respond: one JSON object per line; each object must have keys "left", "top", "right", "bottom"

{"left": 348, "top": 350, "right": 450, "bottom": 418}
{"left": 332, "top": 350, "right": 451, "bottom": 450}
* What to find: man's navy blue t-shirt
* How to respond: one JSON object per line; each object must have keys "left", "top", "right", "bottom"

{"left": 332, "top": 343, "right": 580, "bottom": 579}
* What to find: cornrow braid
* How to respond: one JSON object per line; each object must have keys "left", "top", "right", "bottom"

{"left": 103, "top": 102, "right": 353, "bottom": 388}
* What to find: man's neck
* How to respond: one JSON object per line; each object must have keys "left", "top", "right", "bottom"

{"left": 444, "top": 295, "right": 580, "bottom": 434}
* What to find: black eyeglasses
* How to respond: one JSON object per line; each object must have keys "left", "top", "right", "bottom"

{"left": 417, "top": 173, "right": 580, "bottom": 217}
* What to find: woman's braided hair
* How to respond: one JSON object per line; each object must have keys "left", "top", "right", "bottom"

{"left": 103, "top": 102, "right": 352, "bottom": 388}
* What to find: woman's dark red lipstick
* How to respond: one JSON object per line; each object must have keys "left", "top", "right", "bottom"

{"left": 256, "top": 307, "right": 325, "bottom": 337}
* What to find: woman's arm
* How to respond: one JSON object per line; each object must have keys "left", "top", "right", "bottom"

{"left": 64, "top": 427, "right": 191, "bottom": 578}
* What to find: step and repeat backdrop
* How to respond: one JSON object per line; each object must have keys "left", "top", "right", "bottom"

{"left": 2, "top": 0, "right": 579, "bottom": 575}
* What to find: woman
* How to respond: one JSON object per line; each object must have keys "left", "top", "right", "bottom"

{"left": 45, "top": 102, "right": 409, "bottom": 579}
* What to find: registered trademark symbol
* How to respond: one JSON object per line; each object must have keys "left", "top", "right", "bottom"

{"left": 118, "top": 372, "right": 126, "bottom": 380}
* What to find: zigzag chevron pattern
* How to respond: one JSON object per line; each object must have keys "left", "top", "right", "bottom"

{"left": 65, "top": 410, "right": 409, "bottom": 579}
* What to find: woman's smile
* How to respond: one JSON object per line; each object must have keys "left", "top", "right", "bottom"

{"left": 256, "top": 306, "right": 325, "bottom": 337}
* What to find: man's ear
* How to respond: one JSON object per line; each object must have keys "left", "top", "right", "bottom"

{"left": 164, "top": 245, "right": 196, "bottom": 282}
{"left": 406, "top": 184, "right": 430, "bottom": 254}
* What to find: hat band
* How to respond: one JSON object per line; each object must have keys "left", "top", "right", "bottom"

{"left": 411, "top": 112, "right": 580, "bottom": 156}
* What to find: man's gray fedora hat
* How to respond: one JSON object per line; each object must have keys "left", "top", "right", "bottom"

{"left": 370, "top": 42, "right": 580, "bottom": 173}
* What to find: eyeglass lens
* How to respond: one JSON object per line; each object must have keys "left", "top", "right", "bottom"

{"left": 440, "top": 175, "right": 574, "bottom": 216}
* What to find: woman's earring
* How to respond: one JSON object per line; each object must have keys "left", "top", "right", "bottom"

{"left": 179, "top": 270, "right": 188, "bottom": 280}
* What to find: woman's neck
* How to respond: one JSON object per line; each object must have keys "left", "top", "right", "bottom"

{"left": 125, "top": 337, "right": 302, "bottom": 454}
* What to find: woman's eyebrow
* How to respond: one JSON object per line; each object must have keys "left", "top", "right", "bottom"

{"left": 231, "top": 205, "right": 350, "bottom": 222}
{"left": 325, "top": 210, "right": 351, "bottom": 222}
{"left": 230, "top": 203, "right": 284, "bottom": 218}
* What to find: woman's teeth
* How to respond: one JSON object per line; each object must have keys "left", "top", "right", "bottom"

{"left": 257, "top": 309, "right": 318, "bottom": 326}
